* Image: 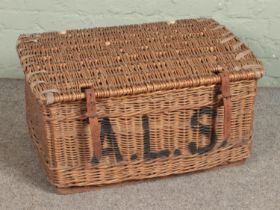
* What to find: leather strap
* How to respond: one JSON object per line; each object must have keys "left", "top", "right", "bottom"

{"left": 220, "top": 72, "right": 232, "bottom": 140}
{"left": 85, "top": 88, "right": 102, "bottom": 161}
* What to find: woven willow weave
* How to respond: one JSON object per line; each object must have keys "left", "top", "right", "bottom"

{"left": 17, "top": 18, "right": 264, "bottom": 193}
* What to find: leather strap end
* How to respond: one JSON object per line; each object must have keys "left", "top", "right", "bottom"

{"left": 89, "top": 117, "right": 102, "bottom": 160}
{"left": 85, "top": 88, "right": 102, "bottom": 160}
{"left": 220, "top": 72, "right": 232, "bottom": 140}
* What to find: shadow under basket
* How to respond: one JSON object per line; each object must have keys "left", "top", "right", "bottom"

{"left": 17, "top": 18, "right": 264, "bottom": 194}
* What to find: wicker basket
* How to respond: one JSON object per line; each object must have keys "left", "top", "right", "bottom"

{"left": 17, "top": 18, "right": 264, "bottom": 193}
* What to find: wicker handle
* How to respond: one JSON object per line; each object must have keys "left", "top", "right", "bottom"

{"left": 85, "top": 88, "right": 102, "bottom": 161}
{"left": 220, "top": 72, "right": 231, "bottom": 140}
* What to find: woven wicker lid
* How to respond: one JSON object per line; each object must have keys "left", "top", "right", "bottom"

{"left": 17, "top": 18, "right": 264, "bottom": 104}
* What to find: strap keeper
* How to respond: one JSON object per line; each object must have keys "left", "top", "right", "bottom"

{"left": 87, "top": 113, "right": 98, "bottom": 118}
{"left": 85, "top": 88, "right": 102, "bottom": 161}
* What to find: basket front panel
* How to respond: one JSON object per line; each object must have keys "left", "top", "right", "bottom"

{"left": 37, "top": 79, "right": 257, "bottom": 187}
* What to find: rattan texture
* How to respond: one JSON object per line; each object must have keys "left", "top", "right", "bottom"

{"left": 18, "top": 18, "right": 264, "bottom": 190}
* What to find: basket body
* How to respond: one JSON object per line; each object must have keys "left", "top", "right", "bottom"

{"left": 18, "top": 18, "right": 263, "bottom": 191}
{"left": 26, "top": 79, "right": 257, "bottom": 188}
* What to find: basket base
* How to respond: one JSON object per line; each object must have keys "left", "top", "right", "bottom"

{"left": 55, "top": 159, "right": 246, "bottom": 195}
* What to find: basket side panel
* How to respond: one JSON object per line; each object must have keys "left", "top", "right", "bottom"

{"left": 25, "top": 84, "right": 58, "bottom": 183}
